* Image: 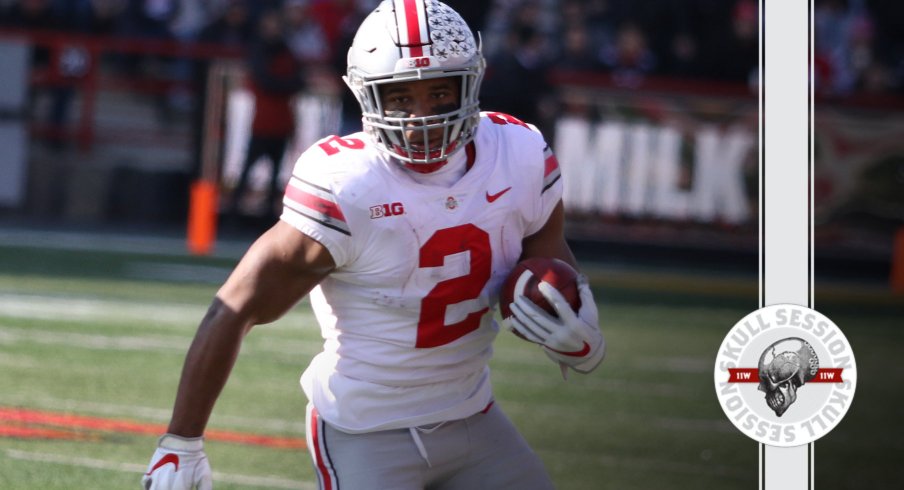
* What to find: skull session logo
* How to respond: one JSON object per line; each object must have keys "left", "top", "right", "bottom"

{"left": 714, "top": 304, "right": 857, "bottom": 447}
{"left": 756, "top": 338, "right": 822, "bottom": 417}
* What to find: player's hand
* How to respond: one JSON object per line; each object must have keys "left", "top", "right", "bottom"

{"left": 141, "top": 434, "right": 212, "bottom": 490}
{"left": 507, "top": 274, "right": 606, "bottom": 374}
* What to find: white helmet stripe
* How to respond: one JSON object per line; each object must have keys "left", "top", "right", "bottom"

{"left": 395, "top": 0, "right": 429, "bottom": 58}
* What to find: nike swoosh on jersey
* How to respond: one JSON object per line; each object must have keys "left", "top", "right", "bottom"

{"left": 546, "top": 341, "right": 591, "bottom": 357}
{"left": 485, "top": 187, "right": 512, "bottom": 203}
{"left": 146, "top": 453, "right": 180, "bottom": 475}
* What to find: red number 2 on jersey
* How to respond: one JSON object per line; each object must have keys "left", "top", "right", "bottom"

{"left": 318, "top": 135, "right": 365, "bottom": 156}
{"left": 486, "top": 112, "right": 530, "bottom": 130}
{"left": 416, "top": 224, "right": 491, "bottom": 348}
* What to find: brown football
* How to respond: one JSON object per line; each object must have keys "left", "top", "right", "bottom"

{"left": 499, "top": 257, "right": 581, "bottom": 329}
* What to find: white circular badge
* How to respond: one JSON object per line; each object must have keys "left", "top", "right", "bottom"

{"left": 713, "top": 304, "right": 857, "bottom": 447}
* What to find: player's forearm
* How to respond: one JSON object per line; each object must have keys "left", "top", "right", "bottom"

{"left": 167, "top": 298, "right": 252, "bottom": 437}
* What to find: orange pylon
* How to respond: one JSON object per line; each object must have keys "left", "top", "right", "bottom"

{"left": 187, "top": 180, "right": 219, "bottom": 255}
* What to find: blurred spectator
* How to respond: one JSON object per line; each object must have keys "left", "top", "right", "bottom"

{"left": 115, "top": 0, "right": 180, "bottom": 121}
{"left": 306, "top": 0, "right": 358, "bottom": 59}
{"left": 5, "top": 0, "right": 72, "bottom": 148}
{"left": 170, "top": 0, "right": 220, "bottom": 42}
{"left": 226, "top": 8, "right": 305, "bottom": 221}
{"left": 3, "top": 0, "right": 61, "bottom": 30}
{"left": 866, "top": 0, "right": 904, "bottom": 93}
{"left": 190, "top": 0, "right": 251, "bottom": 180}
{"left": 121, "top": 0, "right": 177, "bottom": 40}
{"left": 199, "top": 0, "right": 252, "bottom": 47}
{"left": 331, "top": 0, "right": 372, "bottom": 136}
{"left": 580, "top": 0, "right": 619, "bottom": 49}
{"left": 813, "top": 0, "right": 891, "bottom": 95}
{"left": 859, "top": 61, "right": 894, "bottom": 93}
{"left": 599, "top": 22, "right": 656, "bottom": 87}
{"left": 72, "top": 0, "right": 127, "bottom": 35}
{"left": 283, "top": 0, "right": 329, "bottom": 63}
{"left": 815, "top": 0, "right": 857, "bottom": 94}
{"left": 707, "top": 0, "right": 757, "bottom": 86}
{"left": 663, "top": 31, "right": 701, "bottom": 78}
{"left": 482, "top": 24, "right": 552, "bottom": 128}
{"left": 2, "top": 0, "right": 63, "bottom": 66}
{"left": 556, "top": 22, "right": 603, "bottom": 72}
{"left": 451, "top": 0, "right": 489, "bottom": 38}
{"left": 483, "top": 0, "right": 557, "bottom": 60}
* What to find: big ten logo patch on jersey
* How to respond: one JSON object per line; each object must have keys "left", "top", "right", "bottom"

{"left": 370, "top": 202, "right": 405, "bottom": 219}
{"left": 713, "top": 304, "right": 857, "bottom": 447}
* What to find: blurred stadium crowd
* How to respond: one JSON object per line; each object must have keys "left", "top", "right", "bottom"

{"left": 1, "top": 0, "right": 902, "bottom": 258}
{"left": 2, "top": 0, "right": 901, "bottom": 103}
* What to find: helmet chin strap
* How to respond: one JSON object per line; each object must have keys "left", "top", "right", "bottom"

{"left": 399, "top": 141, "right": 476, "bottom": 187}
{"left": 393, "top": 138, "right": 459, "bottom": 172}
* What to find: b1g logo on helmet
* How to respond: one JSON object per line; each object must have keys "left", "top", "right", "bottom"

{"left": 713, "top": 304, "right": 856, "bottom": 447}
{"left": 404, "top": 57, "right": 432, "bottom": 68}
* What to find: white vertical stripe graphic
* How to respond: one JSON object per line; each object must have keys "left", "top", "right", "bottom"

{"left": 761, "top": 0, "right": 812, "bottom": 489}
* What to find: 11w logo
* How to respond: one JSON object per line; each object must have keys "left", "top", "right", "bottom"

{"left": 370, "top": 202, "right": 405, "bottom": 219}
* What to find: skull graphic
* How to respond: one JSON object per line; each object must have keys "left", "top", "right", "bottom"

{"left": 757, "top": 338, "right": 819, "bottom": 417}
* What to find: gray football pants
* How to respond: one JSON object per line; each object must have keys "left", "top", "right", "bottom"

{"left": 305, "top": 402, "right": 555, "bottom": 490}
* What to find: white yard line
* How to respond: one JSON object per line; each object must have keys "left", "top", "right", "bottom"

{"left": 0, "top": 293, "right": 316, "bottom": 332}
{"left": 0, "top": 325, "right": 188, "bottom": 351}
{"left": 4, "top": 449, "right": 314, "bottom": 489}
{"left": 0, "top": 293, "right": 206, "bottom": 327}
{"left": 0, "top": 352, "right": 40, "bottom": 368}
{"left": 0, "top": 324, "right": 321, "bottom": 356}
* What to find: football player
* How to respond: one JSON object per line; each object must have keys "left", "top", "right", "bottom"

{"left": 142, "top": 1, "right": 605, "bottom": 489}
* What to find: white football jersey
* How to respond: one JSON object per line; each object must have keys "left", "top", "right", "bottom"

{"left": 281, "top": 112, "right": 563, "bottom": 433}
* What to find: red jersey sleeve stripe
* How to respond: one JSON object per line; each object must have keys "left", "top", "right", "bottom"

{"left": 543, "top": 149, "right": 559, "bottom": 177}
{"left": 542, "top": 148, "right": 562, "bottom": 194}
{"left": 283, "top": 181, "right": 351, "bottom": 235}
{"left": 285, "top": 184, "right": 346, "bottom": 223}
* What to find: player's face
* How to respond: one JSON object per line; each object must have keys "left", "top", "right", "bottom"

{"left": 379, "top": 77, "right": 460, "bottom": 149}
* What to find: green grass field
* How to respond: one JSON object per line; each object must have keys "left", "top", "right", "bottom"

{"left": 0, "top": 236, "right": 900, "bottom": 489}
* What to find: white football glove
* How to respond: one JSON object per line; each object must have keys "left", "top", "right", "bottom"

{"left": 141, "top": 434, "right": 212, "bottom": 490}
{"left": 505, "top": 274, "right": 606, "bottom": 375}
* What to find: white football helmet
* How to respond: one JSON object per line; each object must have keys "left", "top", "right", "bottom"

{"left": 345, "top": 0, "right": 485, "bottom": 170}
